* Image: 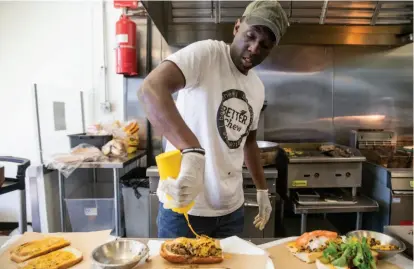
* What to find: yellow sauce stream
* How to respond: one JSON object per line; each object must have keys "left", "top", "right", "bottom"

{"left": 184, "top": 213, "right": 201, "bottom": 238}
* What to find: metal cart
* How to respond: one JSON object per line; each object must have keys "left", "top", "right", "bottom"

{"left": 0, "top": 156, "right": 30, "bottom": 234}
{"left": 57, "top": 151, "right": 146, "bottom": 237}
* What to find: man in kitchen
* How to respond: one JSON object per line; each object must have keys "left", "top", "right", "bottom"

{"left": 138, "top": 0, "right": 289, "bottom": 238}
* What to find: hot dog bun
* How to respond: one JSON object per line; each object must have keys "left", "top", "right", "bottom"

{"left": 160, "top": 237, "right": 224, "bottom": 264}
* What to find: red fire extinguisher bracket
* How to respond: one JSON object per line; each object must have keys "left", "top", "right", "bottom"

{"left": 115, "top": 14, "right": 138, "bottom": 76}
{"left": 114, "top": 0, "right": 138, "bottom": 9}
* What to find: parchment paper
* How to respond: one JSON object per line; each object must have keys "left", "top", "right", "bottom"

{"left": 138, "top": 253, "right": 268, "bottom": 269}
{"left": 267, "top": 241, "right": 407, "bottom": 269}
{"left": 143, "top": 236, "right": 272, "bottom": 269}
{"left": 0, "top": 230, "right": 112, "bottom": 269}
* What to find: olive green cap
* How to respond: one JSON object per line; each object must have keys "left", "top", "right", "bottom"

{"left": 242, "top": 0, "right": 289, "bottom": 44}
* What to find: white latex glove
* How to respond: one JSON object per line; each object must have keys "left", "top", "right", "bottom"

{"left": 253, "top": 189, "right": 272, "bottom": 230}
{"left": 157, "top": 152, "right": 205, "bottom": 208}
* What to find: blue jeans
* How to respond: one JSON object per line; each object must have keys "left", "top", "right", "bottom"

{"left": 157, "top": 203, "right": 244, "bottom": 238}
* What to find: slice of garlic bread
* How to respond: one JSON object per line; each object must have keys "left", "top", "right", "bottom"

{"left": 10, "top": 237, "right": 70, "bottom": 263}
{"left": 18, "top": 247, "right": 83, "bottom": 269}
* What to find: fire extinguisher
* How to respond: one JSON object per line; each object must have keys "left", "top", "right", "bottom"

{"left": 116, "top": 14, "right": 137, "bottom": 76}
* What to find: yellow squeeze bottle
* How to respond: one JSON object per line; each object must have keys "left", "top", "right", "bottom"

{"left": 155, "top": 150, "right": 199, "bottom": 237}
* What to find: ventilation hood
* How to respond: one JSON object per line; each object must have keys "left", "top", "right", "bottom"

{"left": 139, "top": 1, "right": 413, "bottom": 46}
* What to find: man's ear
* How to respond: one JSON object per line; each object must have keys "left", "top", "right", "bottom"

{"left": 233, "top": 19, "right": 241, "bottom": 36}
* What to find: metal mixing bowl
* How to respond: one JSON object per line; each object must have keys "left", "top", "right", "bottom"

{"left": 346, "top": 230, "right": 406, "bottom": 259}
{"left": 91, "top": 239, "right": 149, "bottom": 269}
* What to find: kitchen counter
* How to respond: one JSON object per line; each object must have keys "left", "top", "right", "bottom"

{"left": 146, "top": 166, "right": 278, "bottom": 179}
{"left": 0, "top": 235, "right": 280, "bottom": 250}
{"left": 130, "top": 237, "right": 283, "bottom": 246}
{"left": 76, "top": 150, "right": 146, "bottom": 168}
{"left": 1, "top": 235, "right": 412, "bottom": 269}
{"left": 293, "top": 195, "right": 379, "bottom": 234}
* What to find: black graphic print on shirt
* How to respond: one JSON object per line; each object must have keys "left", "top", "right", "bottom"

{"left": 216, "top": 89, "right": 254, "bottom": 149}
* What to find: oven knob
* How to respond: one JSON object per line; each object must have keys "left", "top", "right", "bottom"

{"left": 314, "top": 173, "right": 319, "bottom": 178}
{"left": 346, "top": 172, "right": 351, "bottom": 177}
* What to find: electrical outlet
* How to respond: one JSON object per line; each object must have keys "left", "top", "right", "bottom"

{"left": 101, "top": 101, "right": 112, "bottom": 113}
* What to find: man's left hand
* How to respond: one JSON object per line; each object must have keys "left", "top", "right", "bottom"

{"left": 253, "top": 189, "right": 272, "bottom": 230}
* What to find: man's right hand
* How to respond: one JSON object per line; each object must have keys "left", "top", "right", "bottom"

{"left": 157, "top": 152, "right": 205, "bottom": 208}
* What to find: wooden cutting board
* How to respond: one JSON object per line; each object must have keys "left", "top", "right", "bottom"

{"left": 267, "top": 241, "right": 403, "bottom": 269}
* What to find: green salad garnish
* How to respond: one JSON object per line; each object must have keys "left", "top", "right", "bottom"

{"left": 321, "top": 237, "right": 377, "bottom": 269}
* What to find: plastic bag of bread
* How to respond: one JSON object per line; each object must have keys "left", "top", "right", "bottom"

{"left": 121, "top": 120, "right": 140, "bottom": 154}
{"left": 86, "top": 123, "right": 111, "bottom": 135}
{"left": 70, "top": 143, "right": 105, "bottom": 160}
{"left": 102, "top": 139, "right": 127, "bottom": 157}
{"left": 86, "top": 120, "right": 123, "bottom": 135}
{"left": 86, "top": 120, "right": 140, "bottom": 154}
{"left": 45, "top": 144, "right": 107, "bottom": 177}
{"left": 110, "top": 120, "right": 140, "bottom": 154}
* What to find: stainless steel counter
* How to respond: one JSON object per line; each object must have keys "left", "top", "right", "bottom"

{"left": 293, "top": 195, "right": 379, "bottom": 214}
{"left": 293, "top": 195, "right": 379, "bottom": 234}
{"left": 76, "top": 150, "right": 146, "bottom": 168}
{"left": 388, "top": 168, "right": 414, "bottom": 178}
{"left": 146, "top": 166, "right": 278, "bottom": 179}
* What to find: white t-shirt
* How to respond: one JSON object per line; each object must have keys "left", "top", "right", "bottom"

{"left": 162, "top": 40, "right": 265, "bottom": 217}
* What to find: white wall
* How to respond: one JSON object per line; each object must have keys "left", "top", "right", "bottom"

{"left": 0, "top": 1, "right": 124, "bottom": 222}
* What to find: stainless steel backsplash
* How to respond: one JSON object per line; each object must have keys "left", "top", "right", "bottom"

{"left": 256, "top": 44, "right": 413, "bottom": 145}
{"left": 126, "top": 22, "right": 413, "bottom": 150}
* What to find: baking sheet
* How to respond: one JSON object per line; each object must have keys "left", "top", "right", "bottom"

{"left": 140, "top": 236, "right": 271, "bottom": 269}
{"left": 264, "top": 238, "right": 413, "bottom": 269}
{"left": 0, "top": 230, "right": 112, "bottom": 269}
